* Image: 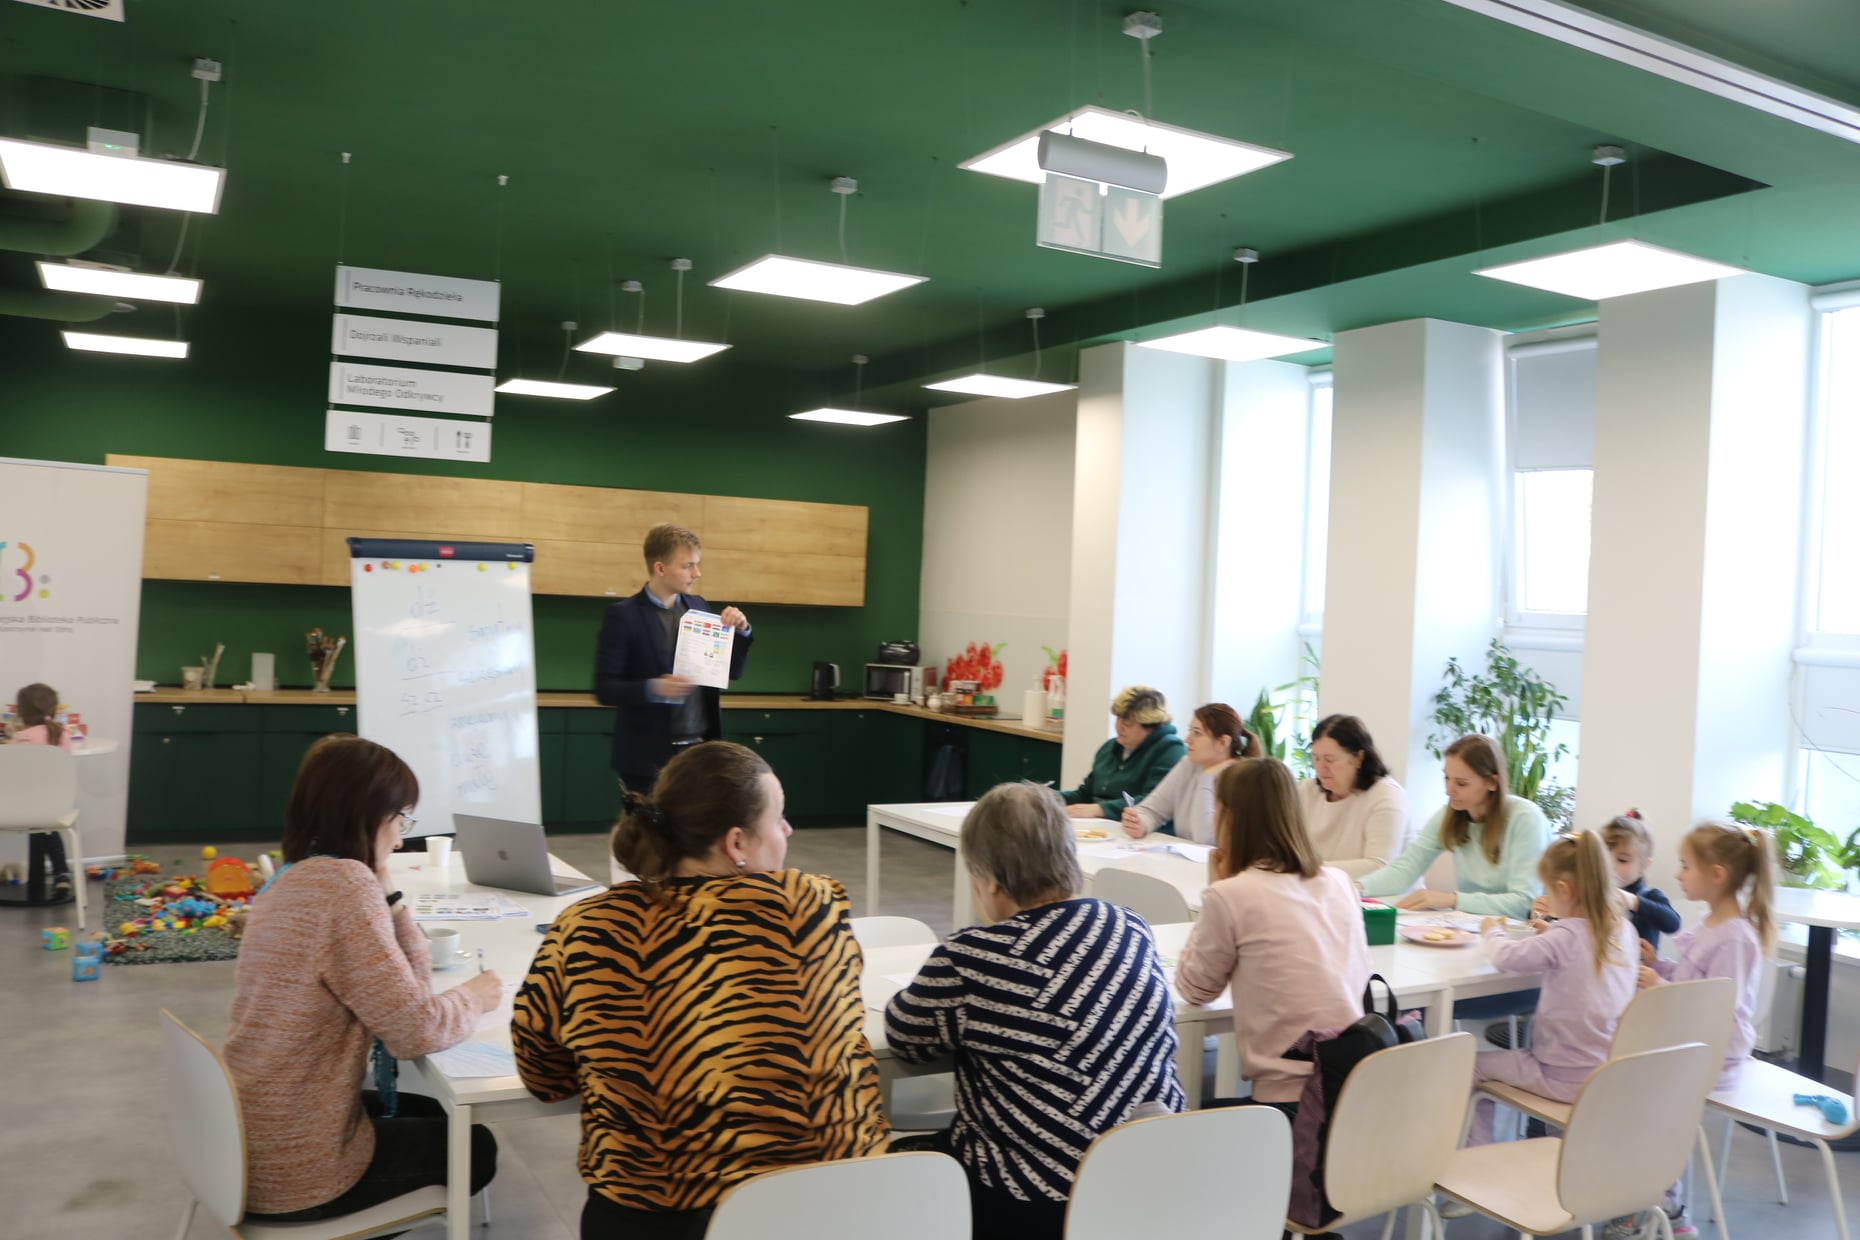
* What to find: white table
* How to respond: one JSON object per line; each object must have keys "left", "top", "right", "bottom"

{"left": 1773, "top": 886, "right": 1860, "bottom": 1084}
{"left": 862, "top": 918, "right": 1537, "bottom": 1105}
{"left": 71, "top": 738, "right": 119, "bottom": 756}
{"left": 388, "top": 850, "right": 596, "bottom": 1240}
{"left": 866, "top": 800, "right": 1212, "bottom": 927}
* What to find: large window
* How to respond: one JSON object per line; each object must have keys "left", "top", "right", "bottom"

{"left": 1791, "top": 300, "right": 1860, "bottom": 840}
{"left": 1808, "top": 305, "right": 1860, "bottom": 640}
{"left": 1514, "top": 469, "right": 1594, "bottom": 615}
{"left": 1506, "top": 337, "right": 1596, "bottom": 628}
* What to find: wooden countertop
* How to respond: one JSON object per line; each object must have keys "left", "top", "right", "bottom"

{"left": 133, "top": 689, "right": 1063, "bottom": 742}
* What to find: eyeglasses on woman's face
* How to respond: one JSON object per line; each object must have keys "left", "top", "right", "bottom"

{"left": 398, "top": 809, "right": 418, "bottom": 836}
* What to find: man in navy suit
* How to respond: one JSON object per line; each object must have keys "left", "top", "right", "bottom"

{"left": 594, "top": 523, "right": 753, "bottom": 793}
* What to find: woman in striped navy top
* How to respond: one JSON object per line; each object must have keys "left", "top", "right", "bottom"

{"left": 885, "top": 781, "right": 1185, "bottom": 1240}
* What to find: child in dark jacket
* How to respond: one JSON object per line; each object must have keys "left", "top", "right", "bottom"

{"left": 1531, "top": 810, "right": 1680, "bottom": 947}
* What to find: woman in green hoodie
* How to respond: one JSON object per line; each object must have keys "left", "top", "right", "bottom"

{"left": 1062, "top": 686, "right": 1187, "bottom": 821}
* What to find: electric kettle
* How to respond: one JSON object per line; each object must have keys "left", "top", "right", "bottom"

{"left": 809, "top": 661, "right": 840, "bottom": 700}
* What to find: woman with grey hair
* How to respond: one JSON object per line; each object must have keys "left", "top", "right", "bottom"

{"left": 885, "top": 781, "right": 1184, "bottom": 1240}
{"left": 1060, "top": 685, "right": 1186, "bottom": 820}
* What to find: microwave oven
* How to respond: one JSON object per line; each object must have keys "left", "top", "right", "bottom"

{"left": 864, "top": 663, "right": 929, "bottom": 700}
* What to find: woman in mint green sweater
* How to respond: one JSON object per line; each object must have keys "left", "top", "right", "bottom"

{"left": 1357, "top": 733, "right": 1551, "bottom": 920}
{"left": 1061, "top": 686, "right": 1187, "bottom": 821}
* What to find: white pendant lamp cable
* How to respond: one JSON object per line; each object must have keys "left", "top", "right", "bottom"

{"left": 163, "top": 74, "right": 215, "bottom": 275}
{"left": 1029, "top": 307, "right": 1045, "bottom": 380}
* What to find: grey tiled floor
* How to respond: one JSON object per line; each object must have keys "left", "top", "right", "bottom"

{"left": 3, "top": 826, "right": 1853, "bottom": 1239}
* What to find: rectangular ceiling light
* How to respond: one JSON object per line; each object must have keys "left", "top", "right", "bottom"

{"left": 495, "top": 378, "right": 615, "bottom": 400}
{"left": 788, "top": 408, "right": 911, "bottom": 426}
{"left": 962, "top": 105, "right": 1292, "bottom": 200}
{"left": 710, "top": 255, "right": 927, "bottom": 306}
{"left": 1473, "top": 239, "right": 1747, "bottom": 300}
{"left": 924, "top": 374, "right": 1078, "bottom": 399}
{"left": 0, "top": 138, "right": 224, "bottom": 213}
{"left": 1137, "top": 325, "right": 1325, "bottom": 362}
{"left": 38, "top": 261, "right": 201, "bottom": 305}
{"left": 572, "top": 331, "right": 730, "bottom": 363}
{"left": 62, "top": 330, "right": 188, "bottom": 359}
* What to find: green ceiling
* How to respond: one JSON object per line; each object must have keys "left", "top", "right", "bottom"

{"left": 1, "top": 0, "right": 1856, "bottom": 405}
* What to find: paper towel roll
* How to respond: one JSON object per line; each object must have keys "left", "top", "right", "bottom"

{"left": 1022, "top": 689, "right": 1047, "bottom": 725}
{"left": 251, "top": 652, "right": 276, "bottom": 692}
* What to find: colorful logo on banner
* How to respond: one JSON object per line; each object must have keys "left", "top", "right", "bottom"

{"left": 0, "top": 541, "right": 49, "bottom": 601}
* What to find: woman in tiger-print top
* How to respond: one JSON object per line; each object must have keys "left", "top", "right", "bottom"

{"left": 513, "top": 742, "right": 888, "bottom": 1239}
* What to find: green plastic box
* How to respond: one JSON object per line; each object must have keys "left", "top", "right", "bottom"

{"left": 1361, "top": 900, "right": 1395, "bottom": 946}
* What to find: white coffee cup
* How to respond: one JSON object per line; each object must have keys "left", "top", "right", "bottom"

{"left": 425, "top": 926, "right": 462, "bottom": 968}
{"left": 428, "top": 836, "right": 453, "bottom": 867}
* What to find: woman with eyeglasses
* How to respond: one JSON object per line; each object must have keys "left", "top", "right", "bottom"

{"left": 1297, "top": 714, "right": 1412, "bottom": 878}
{"left": 224, "top": 734, "right": 504, "bottom": 1221}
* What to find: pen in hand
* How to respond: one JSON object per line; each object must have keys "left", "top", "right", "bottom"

{"left": 476, "top": 947, "right": 486, "bottom": 975}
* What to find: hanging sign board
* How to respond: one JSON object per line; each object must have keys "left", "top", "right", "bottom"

{"left": 329, "top": 361, "right": 495, "bottom": 417}
{"left": 334, "top": 265, "right": 501, "bottom": 323}
{"left": 325, "top": 409, "right": 491, "bottom": 463}
{"left": 1036, "top": 173, "right": 1162, "bottom": 269}
{"left": 332, "top": 313, "right": 497, "bottom": 370}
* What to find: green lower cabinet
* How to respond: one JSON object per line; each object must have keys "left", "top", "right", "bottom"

{"left": 1023, "top": 738, "right": 1061, "bottom": 786}
{"left": 536, "top": 718, "right": 568, "bottom": 829}
{"left": 964, "top": 730, "right": 1063, "bottom": 800}
{"left": 844, "top": 710, "right": 923, "bottom": 813}
{"left": 560, "top": 734, "right": 621, "bottom": 829}
{"left": 255, "top": 705, "right": 364, "bottom": 833}
{"left": 965, "top": 729, "right": 1025, "bottom": 800}
{"left": 129, "top": 704, "right": 264, "bottom": 845}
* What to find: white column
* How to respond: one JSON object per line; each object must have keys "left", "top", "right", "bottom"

{"left": 1209, "top": 359, "right": 1312, "bottom": 708}
{"left": 1318, "top": 319, "right": 1505, "bottom": 787}
{"left": 1576, "top": 275, "right": 1811, "bottom": 862}
{"left": 917, "top": 391, "right": 1076, "bottom": 700}
{"left": 1063, "top": 342, "right": 1221, "bottom": 781}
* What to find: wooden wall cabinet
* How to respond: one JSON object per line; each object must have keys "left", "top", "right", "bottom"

{"left": 110, "top": 455, "right": 868, "bottom": 606}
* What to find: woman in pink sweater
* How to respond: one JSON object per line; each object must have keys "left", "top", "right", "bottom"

{"left": 1176, "top": 757, "right": 1373, "bottom": 1109}
{"left": 224, "top": 735, "right": 504, "bottom": 1219}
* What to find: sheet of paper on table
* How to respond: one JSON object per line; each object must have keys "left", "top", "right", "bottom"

{"left": 673, "top": 610, "right": 735, "bottom": 690}
{"left": 1396, "top": 909, "right": 1487, "bottom": 932}
{"left": 428, "top": 1040, "right": 517, "bottom": 1077}
{"left": 412, "top": 893, "right": 530, "bottom": 921}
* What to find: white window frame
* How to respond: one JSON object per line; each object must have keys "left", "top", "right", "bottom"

{"left": 1297, "top": 368, "right": 1332, "bottom": 643}
{"left": 1798, "top": 290, "right": 1860, "bottom": 660}
{"left": 1502, "top": 332, "right": 1596, "bottom": 645}
{"left": 1787, "top": 286, "right": 1860, "bottom": 815}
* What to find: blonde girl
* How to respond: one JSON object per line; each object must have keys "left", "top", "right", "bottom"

{"left": 1463, "top": 830, "right": 1639, "bottom": 1145}
{"left": 1639, "top": 821, "right": 1777, "bottom": 1088}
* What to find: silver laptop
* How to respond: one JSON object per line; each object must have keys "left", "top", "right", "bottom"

{"left": 453, "top": 814, "right": 602, "bottom": 897}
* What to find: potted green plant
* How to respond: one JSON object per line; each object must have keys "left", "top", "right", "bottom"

{"left": 1728, "top": 800, "right": 1853, "bottom": 890}
{"left": 1426, "top": 639, "right": 1572, "bottom": 828}
{"left": 1243, "top": 643, "right": 1321, "bottom": 780}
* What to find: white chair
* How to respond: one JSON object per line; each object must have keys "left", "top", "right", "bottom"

{"left": 853, "top": 915, "right": 953, "bottom": 1130}
{"left": 160, "top": 1008, "right": 470, "bottom": 1240}
{"left": 850, "top": 915, "right": 937, "bottom": 949}
{"left": 1289, "top": 1031, "right": 1478, "bottom": 1240}
{"left": 0, "top": 744, "right": 83, "bottom": 929}
{"left": 1066, "top": 1104, "right": 1291, "bottom": 1240}
{"left": 1708, "top": 1048, "right": 1859, "bottom": 1240}
{"left": 1466, "top": 977, "right": 1736, "bottom": 1236}
{"left": 705, "top": 1152, "right": 968, "bottom": 1240}
{"left": 1092, "top": 867, "right": 1192, "bottom": 927}
{"left": 1436, "top": 1042, "right": 1715, "bottom": 1240}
